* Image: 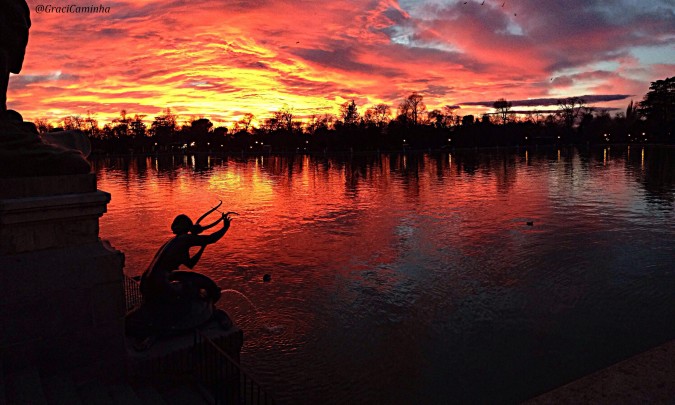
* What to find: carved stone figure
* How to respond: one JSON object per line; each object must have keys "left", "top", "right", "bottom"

{"left": 0, "top": 0, "right": 30, "bottom": 113}
{"left": 0, "top": 113, "right": 92, "bottom": 177}
{"left": 0, "top": 2, "right": 91, "bottom": 177}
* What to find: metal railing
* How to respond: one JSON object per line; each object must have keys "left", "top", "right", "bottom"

{"left": 124, "top": 274, "right": 142, "bottom": 312}
{"left": 194, "top": 329, "right": 275, "bottom": 405}
{"left": 123, "top": 274, "right": 275, "bottom": 404}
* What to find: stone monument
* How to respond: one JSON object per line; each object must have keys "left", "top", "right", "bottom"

{"left": 0, "top": 0, "right": 126, "bottom": 379}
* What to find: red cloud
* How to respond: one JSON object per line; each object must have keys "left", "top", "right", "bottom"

{"left": 8, "top": 0, "right": 674, "bottom": 123}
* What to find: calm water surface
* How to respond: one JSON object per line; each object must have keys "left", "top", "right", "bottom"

{"left": 96, "top": 146, "right": 675, "bottom": 404}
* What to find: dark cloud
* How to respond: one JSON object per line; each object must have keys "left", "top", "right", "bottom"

{"left": 499, "top": 106, "right": 622, "bottom": 115}
{"left": 461, "top": 94, "right": 632, "bottom": 107}
{"left": 132, "top": 31, "right": 162, "bottom": 40}
{"left": 222, "top": 0, "right": 271, "bottom": 12}
{"left": 551, "top": 77, "right": 574, "bottom": 87}
{"left": 520, "top": 0, "right": 675, "bottom": 69}
{"left": 248, "top": 61, "right": 269, "bottom": 70}
{"left": 422, "top": 84, "right": 455, "bottom": 97}
{"left": 293, "top": 47, "right": 403, "bottom": 76}
{"left": 382, "top": 6, "right": 409, "bottom": 25}
{"left": 97, "top": 28, "right": 127, "bottom": 38}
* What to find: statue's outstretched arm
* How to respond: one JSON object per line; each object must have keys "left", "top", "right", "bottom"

{"left": 182, "top": 213, "right": 232, "bottom": 268}
{"left": 185, "top": 245, "right": 206, "bottom": 269}
{"left": 197, "top": 213, "right": 232, "bottom": 245}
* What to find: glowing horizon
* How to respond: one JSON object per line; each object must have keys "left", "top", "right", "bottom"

{"left": 7, "top": 0, "right": 675, "bottom": 127}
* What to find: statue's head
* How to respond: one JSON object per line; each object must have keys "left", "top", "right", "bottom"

{"left": 171, "top": 214, "right": 193, "bottom": 235}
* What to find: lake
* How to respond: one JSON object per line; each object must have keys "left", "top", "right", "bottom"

{"left": 95, "top": 145, "right": 675, "bottom": 404}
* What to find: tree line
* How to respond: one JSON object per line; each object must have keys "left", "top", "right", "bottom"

{"left": 35, "top": 76, "right": 674, "bottom": 154}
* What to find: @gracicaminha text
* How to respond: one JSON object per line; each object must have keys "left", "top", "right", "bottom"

{"left": 34, "top": 4, "right": 111, "bottom": 13}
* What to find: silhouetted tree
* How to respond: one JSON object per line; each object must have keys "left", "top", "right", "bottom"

{"left": 493, "top": 98, "right": 512, "bottom": 124}
{"left": 428, "top": 110, "right": 445, "bottom": 128}
{"left": 462, "top": 115, "right": 475, "bottom": 126}
{"left": 339, "top": 100, "right": 359, "bottom": 126}
{"left": 111, "top": 110, "right": 131, "bottom": 138}
{"left": 190, "top": 118, "right": 213, "bottom": 134}
{"left": 262, "top": 108, "right": 294, "bottom": 133}
{"left": 639, "top": 76, "right": 674, "bottom": 140}
{"left": 83, "top": 113, "right": 99, "bottom": 138}
{"left": 34, "top": 118, "right": 52, "bottom": 133}
{"left": 442, "top": 105, "right": 457, "bottom": 126}
{"left": 557, "top": 97, "right": 586, "bottom": 128}
{"left": 33, "top": 74, "right": 675, "bottom": 154}
{"left": 188, "top": 118, "right": 214, "bottom": 149}
{"left": 626, "top": 99, "right": 636, "bottom": 120}
{"left": 261, "top": 116, "right": 279, "bottom": 133}
{"left": 62, "top": 115, "right": 85, "bottom": 131}
{"left": 398, "top": 92, "right": 426, "bottom": 126}
{"left": 211, "top": 126, "right": 228, "bottom": 150}
{"left": 130, "top": 115, "right": 147, "bottom": 138}
{"left": 128, "top": 114, "right": 150, "bottom": 151}
{"left": 275, "top": 107, "right": 295, "bottom": 132}
{"left": 428, "top": 106, "right": 455, "bottom": 128}
{"left": 363, "top": 104, "right": 391, "bottom": 128}
{"left": 235, "top": 112, "right": 255, "bottom": 133}
{"left": 306, "top": 114, "right": 334, "bottom": 134}
{"left": 150, "top": 108, "right": 178, "bottom": 148}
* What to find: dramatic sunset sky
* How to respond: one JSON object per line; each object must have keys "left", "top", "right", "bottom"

{"left": 8, "top": 0, "right": 675, "bottom": 127}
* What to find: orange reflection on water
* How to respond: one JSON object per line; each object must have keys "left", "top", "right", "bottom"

{"left": 94, "top": 148, "right": 675, "bottom": 405}
{"left": 96, "top": 150, "right": 657, "bottom": 280}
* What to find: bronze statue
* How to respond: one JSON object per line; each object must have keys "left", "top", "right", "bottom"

{"left": 140, "top": 213, "right": 230, "bottom": 305}
{"left": 126, "top": 205, "right": 236, "bottom": 349}
{"left": 0, "top": 0, "right": 30, "bottom": 113}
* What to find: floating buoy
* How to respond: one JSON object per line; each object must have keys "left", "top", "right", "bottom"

{"left": 263, "top": 274, "right": 271, "bottom": 282}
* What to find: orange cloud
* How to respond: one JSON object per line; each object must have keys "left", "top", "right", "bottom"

{"left": 7, "top": 0, "right": 675, "bottom": 125}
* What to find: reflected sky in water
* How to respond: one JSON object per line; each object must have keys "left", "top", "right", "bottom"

{"left": 96, "top": 146, "right": 675, "bottom": 404}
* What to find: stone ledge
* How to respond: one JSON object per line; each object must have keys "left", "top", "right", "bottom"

{"left": 0, "top": 191, "right": 111, "bottom": 254}
{"left": 0, "top": 191, "right": 110, "bottom": 224}
{"left": 0, "top": 173, "right": 96, "bottom": 199}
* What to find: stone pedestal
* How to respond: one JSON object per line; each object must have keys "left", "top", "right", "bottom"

{"left": 0, "top": 174, "right": 126, "bottom": 377}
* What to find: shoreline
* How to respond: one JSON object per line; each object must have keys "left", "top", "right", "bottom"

{"left": 524, "top": 339, "right": 675, "bottom": 404}
{"left": 88, "top": 142, "right": 674, "bottom": 159}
